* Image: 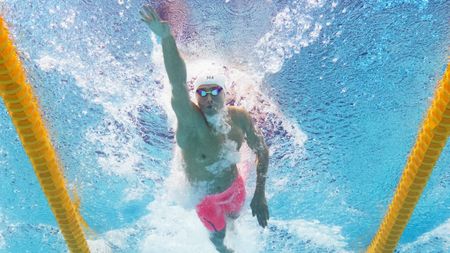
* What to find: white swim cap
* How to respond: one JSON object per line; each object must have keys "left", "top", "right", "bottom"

{"left": 193, "top": 73, "right": 226, "bottom": 91}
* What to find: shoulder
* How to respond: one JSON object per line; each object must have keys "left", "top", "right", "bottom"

{"left": 228, "top": 106, "right": 252, "bottom": 130}
{"left": 228, "top": 106, "right": 249, "bottom": 119}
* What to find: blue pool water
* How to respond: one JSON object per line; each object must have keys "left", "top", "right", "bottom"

{"left": 0, "top": 0, "right": 449, "bottom": 252}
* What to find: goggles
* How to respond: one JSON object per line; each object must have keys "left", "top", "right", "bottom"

{"left": 196, "top": 86, "right": 223, "bottom": 97}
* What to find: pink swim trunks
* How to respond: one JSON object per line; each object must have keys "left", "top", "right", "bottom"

{"left": 196, "top": 175, "right": 246, "bottom": 232}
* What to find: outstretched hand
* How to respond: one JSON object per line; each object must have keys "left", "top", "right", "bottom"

{"left": 140, "top": 4, "right": 171, "bottom": 39}
{"left": 250, "top": 191, "right": 269, "bottom": 228}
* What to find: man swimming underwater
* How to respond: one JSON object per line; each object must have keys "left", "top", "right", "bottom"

{"left": 140, "top": 5, "right": 269, "bottom": 253}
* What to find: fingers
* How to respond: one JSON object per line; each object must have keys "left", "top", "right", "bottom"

{"left": 258, "top": 214, "right": 264, "bottom": 227}
{"left": 256, "top": 210, "right": 268, "bottom": 228}
{"left": 142, "top": 4, "right": 160, "bottom": 21}
{"left": 257, "top": 214, "right": 262, "bottom": 226}
{"left": 150, "top": 7, "right": 162, "bottom": 21}
{"left": 251, "top": 200, "right": 269, "bottom": 228}
{"left": 139, "top": 11, "right": 148, "bottom": 20}
{"left": 139, "top": 9, "right": 152, "bottom": 22}
{"left": 257, "top": 213, "right": 267, "bottom": 227}
{"left": 143, "top": 6, "right": 155, "bottom": 20}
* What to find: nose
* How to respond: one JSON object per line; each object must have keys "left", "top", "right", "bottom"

{"left": 206, "top": 94, "right": 213, "bottom": 102}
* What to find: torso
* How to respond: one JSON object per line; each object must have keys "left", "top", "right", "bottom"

{"left": 178, "top": 107, "right": 245, "bottom": 194}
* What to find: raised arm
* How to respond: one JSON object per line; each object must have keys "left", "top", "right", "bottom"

{"left": 241, "top": 110, "right": 269, "bottom": 228}
{"left": 140, "top": 5, "right": 202, "bottom": 132}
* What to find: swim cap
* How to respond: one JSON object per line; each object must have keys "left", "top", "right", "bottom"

{"left": 193, "top": 74, "right": 226, "bottom": 91}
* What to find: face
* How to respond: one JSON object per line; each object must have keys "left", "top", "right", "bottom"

{"left": 195, "top": 84, "right": 225, "bottom": 116}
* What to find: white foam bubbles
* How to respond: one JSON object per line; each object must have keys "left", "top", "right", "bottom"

{"left": 223, "top": 210, "right": 268, "bottom": 253}
{"left": 60, "top": 9, "right": 76, "bottom": 29}
{"left": 0, "top": 212, "right": 14, "bottom": 251}
{"left": 35, "top": 33, "right": 154, "bottom": 178}
{"left": 253, "top": 0, "right": 324, "bottom": 74}
{"left": 0, "top": 234, "right": 4, "bottom": 250}
{"left": 224, "top": 66, "right": 308, "bottom": 155}
{"left": 87, "top": 239, "right": 113, "bottom": 253}
{"left": 139, "top": 202, "right": 214, "bottom": 253}
{"left": 130, "top": 139, "right": 263, "bottom": 252}
{"left": 204, "top": 107, "right": 232, "bottom": 135}
{"left": 398, "top": 218, "right": 450, "bottom": 252}
{"left": 272, "top": 218, "right": 350, "bottom": 252}
{"left": 87, "top": 226, "right": 138, "bottom": 252}
{"left": 0, "top": 211, "right": 5, "bottom": 250}
{"left": 122, "top": 185, "right": 146, "bottom": 202}
{"left": 205, "top": 138, "right": 241, "bottom": 175}
{"left": 35, "top": 55, "right": 60, "bottom": 71}
{"left": 139, "top": 196, "right": 265, "bottom": 253}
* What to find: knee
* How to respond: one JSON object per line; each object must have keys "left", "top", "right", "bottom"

{"left": 210, "top": 229, "right": 226, "bottom": 241}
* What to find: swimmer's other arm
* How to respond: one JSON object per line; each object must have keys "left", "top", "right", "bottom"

{"left": 242, "top": 111, "right": 269, "bottom": 228}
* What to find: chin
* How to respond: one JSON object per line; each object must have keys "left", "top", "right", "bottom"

{"left": 203, "top": 109, "right": 218, "bottom": 116}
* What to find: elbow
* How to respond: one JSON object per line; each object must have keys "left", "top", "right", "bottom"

{"left": 168, "top": 76, "right": 187, "bottom": 87}
{"left": 257, "top": 146, "right": 269, "bottom": 163}
{"left": 261, "top": 148, "right": 269, "bottom": 158}
{"left": 261, "top": 143, "right": 269, "bottom": 157}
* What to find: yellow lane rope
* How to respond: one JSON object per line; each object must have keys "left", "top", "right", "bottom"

{"left": 367, "top": 64, "right": 450, "bottom": 252}
{"left": 0, "top": 17, "right": 90, "bottom": 252}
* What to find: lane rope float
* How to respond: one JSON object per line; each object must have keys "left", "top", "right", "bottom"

{"left": 0, "top": 16, "right": 90, "bottom": 253}
{"left": 367, "top": 64, "right": 450, "bottom": 253}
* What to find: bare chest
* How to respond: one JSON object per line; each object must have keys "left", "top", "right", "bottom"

{"left": 190, "top": 125, "right": 243, "bottom": 163}
{"left": 182, "top": 124, "right": 244, "bottom": 178}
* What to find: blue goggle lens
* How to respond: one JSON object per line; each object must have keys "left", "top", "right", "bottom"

{"left": 196, "top": 87, "right": 223, "bottom": 97}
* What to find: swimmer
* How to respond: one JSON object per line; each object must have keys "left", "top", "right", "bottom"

{"left": 141, "top": 5, "right": 269, "bottom": 253}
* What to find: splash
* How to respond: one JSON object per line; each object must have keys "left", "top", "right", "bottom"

{"left": 270, "top": 219, "right": 350, "bottom": 252}
{"left": 205, "top": 139, "right": 241, "bottom": 175}
{"left": 205, "top": 107, "right": 232, "bottom": 135}
{"left": 0, "top": 211, "right": 6, "bottom": 249}
{"left": 133, "top": 37, "right": 272, "bottom": 251}
{"left": 143, "top": 6, "right": 313, "bottom": 247}
{"left": 253, "top": 0, "right": 325, "bottom": 74}
{"left": 398, "top": 218, "right": 450, "bottom": 252}
{"left": 0, "top": 234, "right": 4, "bottom": 250}
{"left": 9, "top": 1, "right": 315, "bottom": 251}
{"left": 85, "top": 145, "right": 265, "bottom": 252}
{"left": 35, "top": 37, "right": 151, "bottom": 178}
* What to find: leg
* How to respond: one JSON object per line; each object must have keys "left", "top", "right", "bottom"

{"left": 228, "top": 212, "right": 240, "bottom": 220}
{"left": 210, "top": 228, "right": 234, "bottom": 253}
{"left": 226, "top": 213, "right": 239, "bottom": 232}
